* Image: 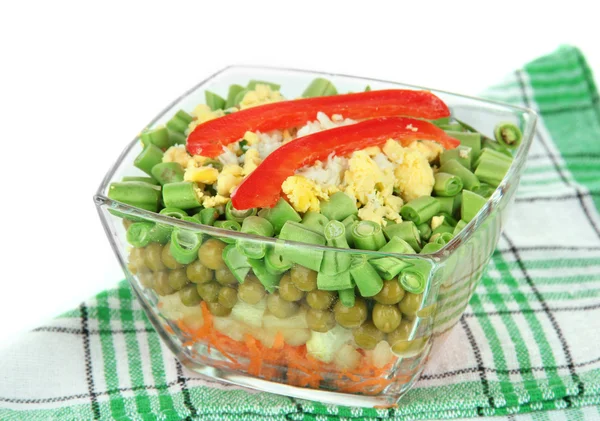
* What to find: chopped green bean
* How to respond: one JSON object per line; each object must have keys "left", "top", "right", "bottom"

{"left": 474, "top": 149, "right": 513, "bottom": 187}
{"left": 417, "top": 222, "right": 432, "bottom": 242}
{"left": 342, "top": 214, "right": 359, "bottom": 247}
{"left": 494, "top": 122, "right": 522, "bottom": 149}
{"left": 399, "top": 260, "right": 431, "bottom": 294}
{"left": 214, "top": 220, "right": 241, "bottom": 244}
{"left": 134, "top": 144, "right": 164, "bottom": 176}
{"left": 320, "top": 192, "right": 357, "bottom": 221}
{"left": 320, "top": 220, "right": 352, "bottom": 275}
{"left": 246, "top": 80, "right": 280, "bottom": 91}
{"left": 264, "top": 243, "right": 292, "bottom": 274}
{"left": 121, "top": 176, "right": 158, "bottom": 185}
{"left": 461, "top": 190, "right": 488, "bottom": 223}
{"left": 247, "top": 258, "right": 281, "bottom": 293}
{"left": 140, "top": 126, "right": 172, "bottom": 149}
{"left": 166, "top": 110, "right": 193, "bottom": 134}
{"left": 278, "top": 221, "right": 326, "bottom": 271}
{"left": 420, "top": 242, "right": 443, "bottom": 254}
{"left": 222, "top": 244, "right": 251, "bottom": 283}
{"left": 238, "top": 216, "right": 274, "bottom": 259}
{"left": 194, "top": 207, "right": 219, "bottom": 226}
{"left": 351, "top": 221, "right": 386, "bottom": 251}
{"left": 170, "top": 218, "right": 202, "bottom": 264}
{"left": 162, "top": 182, "right": 203, "bottom": 209}
{"left": 317, "top": 270, "right": 353, "bottom": 291}
{"left": 225, "top": 84, "right": 245, "bottom": 108}
{"left": 337, "top": 287, "right": 356, "bottom": 307}
{"left": 302, "top": 78, "right": 338, "bottom": 98}
{"left": 383, "top": 221, "right": 421, "bottom": 252}
{"left": 126, "top": 222, "right": 154, "bottom": 247}
{"left": 108, "top": 181, "right": 161, "bottom": 212}
{"left": 370, "top": 237, "right": 414, "bottom": 280}
{"left": 259, "top": 198, "right": 301, "bottom": 234}
{"left": 440, "top": 146, "right": 473, "bottom": 170}
{"left": 400, "top": 196, "right": 440, "bottom": 225}
{"left": 433, "top": 172, "right": 464, "bottom": 197}
{"left": 225, "top": 200, "right": 257, "bottom": 223}
{"left": 301, "top": 211, "right": 329, "bottom": 235}
{"left": 482, "top": 137, "right": 512, "bottom": 157}
{"left": 444, "top": 130, "right": 481, "bottom": 159}
{"left": 438, "top": 159, "right": 480, "bottom": 191}
{"left": 349, "top": 256, "right": 383, "bottom": 297}
{"left": 453, "top": 219, "right": 468, "bottom": 235}
{"left": 151, "top": 162, "right": 185, "bottom": 185}
{"left": 205, "top": 90, "right": 226, "bottom": 111}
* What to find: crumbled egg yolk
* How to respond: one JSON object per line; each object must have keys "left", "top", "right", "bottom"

{"left": 216, "top": 164, "right": 244, "bottom": 196}
{"left": 383, "top": 139, "right": 434, "bottom": 202}
{"left": 242, "top": 148, "right": 262, "bottom": 176}
{"left": 202, "top": 194, "right": 229, "bottom": 208}
{"left": 163, "top": 145, "right": 191, "bottom": 167}
{"left": 188, "top": 104, "right": 226, "bottom": 132}
{"left": 243, "top": 131, "right": 260, "bottom": 146}
{"left": 344, "top": 151, "right": 394, "bottom": 205}
{"left": 184, "top": 166, "right": 219, "bottom": 184}
{"left": 239, "top": 84, "right": 284, "bottom": 110}
{"left": 282, "top": 175, "right": 331, "bottom": 213}
{"left": 431, "top": 215, "right": 445, "bottom": 230}
{"left": 407, "top": 140, "right": 445, "bottom": 163}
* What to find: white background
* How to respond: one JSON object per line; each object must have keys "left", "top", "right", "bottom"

{"left": 0, "top": 0, "right": 598, "bottom": 350}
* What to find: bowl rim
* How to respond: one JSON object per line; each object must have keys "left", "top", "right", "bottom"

{"left": 94, "top": 64, "right": 538, "bottom": 261}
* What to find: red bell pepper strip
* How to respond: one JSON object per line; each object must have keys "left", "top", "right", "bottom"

{"left": 187, "top": 89, "right": 450, "bottom": 157}
{"left": 230, "top": 117, "right": 460, "bottom": 210}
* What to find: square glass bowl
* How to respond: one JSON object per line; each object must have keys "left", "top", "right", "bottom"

{"left": 94, "top": 66, "right": 537, "bottom": 407}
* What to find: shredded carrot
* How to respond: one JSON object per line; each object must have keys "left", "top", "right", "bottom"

{"left": 272, "top": 332, "right": 285, "bottom": 350}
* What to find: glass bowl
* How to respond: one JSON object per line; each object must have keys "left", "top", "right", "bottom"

{"left": 94, "top": 66, "right": 537, "bottom": 407}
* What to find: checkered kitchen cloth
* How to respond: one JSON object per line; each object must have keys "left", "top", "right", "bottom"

{"left": 1, "top": 45, "right": 599, "bottom": 421}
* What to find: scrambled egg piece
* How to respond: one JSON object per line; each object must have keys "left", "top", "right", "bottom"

{"left": 239, "top": 84, "right": 284, "bottom": 109}
{"left": 243, "top": 131, "right": 260, "bottom": 146}
{"left": 188, "top": 104, "right": 226, "bottom": 132}
{"left": 408, "top": 140, "right": 445, "bottom": 163}
{"left": 216, "top": 164, "right": 244, "bottom": 196}
{"left": 358, "top": 200, "right": 403, "bottom": 226}
{"left": 383, "top": 139, "right": 434, "bottom": 202}
{"left": 344, "top": 151, "right": 394, "bottom": 205}
{"left": 163, "top": 145, "right": 191, "bottom": 167}
{"left": 184, "top": 166, "right": 219, "bottom": 184}
{"left": 243, "top": 149, "right": 262, "bottom": 176}
{"left": 431, "top": 215, "right": 445, "bottom": 230}
{"left": 282, "top": 176, "right": 332, "bottom": 213}
{"left": 362, "top": 146, "right": 382, "bottom": 157}
{"left": 202, "top": 194, "right": 229, "bottom": 208}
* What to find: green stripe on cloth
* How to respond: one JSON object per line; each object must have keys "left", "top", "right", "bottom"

{"left": 1, "top": 45, "right": 599, "bottom": 421}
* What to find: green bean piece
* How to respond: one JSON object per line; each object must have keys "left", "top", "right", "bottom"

{"left": 225, "top": 84, "right": 245, "bottom": 108}
{"left": 290, "top": 265, "right": 317, "bottom": 291}
{"left": 437, "top": 212, "right": 458, "bottom": 227}
{"left": 237, "top": 275, "right": 266, "bottom": 304}
{"left": 440, "top": 146, "right": 472, "bottom": 170}
{"left": 306, "top": 308, "right": 336, "bottom": 332}
{"left": 196, "top": 281, "right": 220, "bottom": 303}
{"left": 370, "top": 237, "right": 414, "bottom": 280}
{"left": 420, "top": 242, "right": 443, "bottom": 254}
{"left": 278, "top": 273, "right": 304, "bottom": 302}
{"left": 373, "top": 279, "right": 405, "bottom": 305}
{"left": 225, "top": 200, "right": 257, "bottom": 223}
{"left": 416, "top": 222, "right": 432, "bottom": 243}
{"left": 108, "top": 181, "right": 161, "bottom": 212}
{"left": 170, "top": 221, "right": 202, "bottom": 265}
{"left": 320, "top": 220, "right": 352, "bottom": 275}
{"left": 351, "top": 220, "right": 386, "bottom": 251}
{"left": 302, "top": 77, "right": 338, "bottom": 98}
{"left": 246, "top": 80, "right": 280, "bottom": 91}
{"left": 247, "top": 258, "right": 281, "bottom": 293}
{"left": 221, "top": 244, "right": 250, "bottom": 284}
{"left": 353, "top": 321, "right": 384, "bottom": 349}
{"left": 494, "top": 122, "right": 522, "bottom": 149}
{"left": 431, "top": 117, "right": 451, "bottom": 127}
{"left": 259, "top": 197, "right": 301, "bottom": 234}
{"left": 474, "top": 147, "right": 512, "bottom": 169}
{"left": 398, "top": 292, "right": 423, "bottom": 318}
{"left": 233, "top": 89, "right": 250, "bottom": 106}
{"left": 372, "top": 303, "right": 402, "bottom": 333}
{"left": 264, "top": 243, "right": 292, "bottom": 274}
{"left": 430, "top": 231, "right": 453, "bottom": 245}
{"left": 166, "top": 110, "right": 193, "bottom": 134}
{"left": 461, "top": 190, "right": 488, "bottom": 223}
{"left": 399, "top": 260, "right": 431, "bottom": 294}
{"left": 215, "top": 267, "right": 238, "bottom": 286}
{"left": 301, "top": 211, "right": 329, "bottom": 235}
{"left": 439, "top": 123, "right": 465, "bottom": 132}
{"left": 342, "top": 214, "right": 359, "bottom": 247}
{"left": 198, "top": 239, "right": 227, "bottom": 270}
{"left": 317, "top": 270, "right": 353, "bottom": 291}
{"left": 453, "top": 220, "right": 468, "bottom": 236}
{"left": 482, "top": 137, "right": 512, "bottom": 157}
{"left": 278, "top": 221, "right": 326, "bottom": 272}
{"left": 134, "top": 144, "right": 164, "bottom": 176}
{"left": 471, "top": 183, "right": 495, "bottom": 198}
{"left": 168, "top": 268, "right": 189, "bottom": 291}
{"left": 213, "top": 220, "right": 241, "bottom": 244}
{"left": 203, "top": 158, "right": 224, "bottom": 171}
{"left": 179, "top": 284, "right": 202, "bottom": 307}
{"left": 383, "top": 221, "right": 422, "bottom": 252}
{"left": 320, "top": 192, "right": 357, "bottom": 221}
{"left": 218, "top": 286, "right": 238, "bottom": 308}
{"left": 186, "top": 260, "right": 213, "bottom": 284}
{"left": 162, "top": 182, "right": 203, "bottom": 210}
{"left": 474, "top": 149, "right": 513, "bottom": 187}
{"left": 150, "top": 162, "right": 184, "bottom": 186}
{"left": 306, "top": 290, "right": 336, "bottom": 310}
{"left": 168, "top": 129, "right": 186, "bottom": 145}
{"left": 159, "top": 207, "right": 187, "bottom": 220}
{"left": 434, "top": 196, "right": 460, "bottom": 217}
{"left": 432, "top": 224, "right": 454, "bottom": 236}
{"left": 147, "top": 224, "right": 171, "bottom": 245}
{"left": 364, "top": 85, "right": 372, "bottom": 92}
{"left": 438, "top": 159, "right": 480, "bottom": 191}
{"left": 237, "top": 216, "right": 274, "bottom": 259}
{"left": 194, "top": 207, "right": 219, "bottom": 226}
{"left": 445, "top": 130, "right": 481, "bottom": 159}
{"left": 205, "top": 90, "right": 226, "bottom": 111}
{"left": 349, "top": 255, "right": 383, "bottom": 297}
{"left": 126, "top": 222, "right": 154, "bottom": 247}
{"left": 400, "top": 196, "right": 440, "bottom": 225}
{"left": 337, "top": 288, "right": 356, "bottom": 308}
{"left": 140, "top": 126, "right": 172, "bottom": 149}
{"left": 121, "top": 176, "right": 159, "bottom": 185}
{"left": 334, "top": 297, "right": 367, "bottom": 328}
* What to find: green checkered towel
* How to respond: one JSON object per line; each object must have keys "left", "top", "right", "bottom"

{"left": 1, "top": 45, "right": 599, "bottom": 421}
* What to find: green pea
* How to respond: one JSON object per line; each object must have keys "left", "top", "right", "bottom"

{"left": 372, "top": 303, "right": 402, "bottom": 333}
{"left": 196, "top": 281, "right": 220, "bottom": 303}
{"left": 137, "top": 271, "right": 154, "bottom": 289}
{"left": 128, "top": 247, "right": 147, "bottom": 273}
{"left": 207, "top": 302, "right": 232, "bottom": 317}
{"left": 278, "top": 273, "right": 304, "bottom": 302}
{"left": 334, "top": 297, "right": 367, "bottom": 329}
{"left": 290, "top": 265, "right": 317, "bottom": 292}
{"left": 153, "top": 271, "right": 175, "bottom": 296}
{"left": 186, "top": 261, "right": 214, "bottom": 284}
{"left": 237, "top": 275, "right": 266, "bottom": 304}
{"left": 198, "top": 239, "right": 227, "bottom": 270}
{"left": 168, "top": 268, "right": 189, "bottom": 291}
{"left": 353, "top": 321, "right": 385, "bottom": 350}
{"left": 374, "top": 279, "right": 405, "bottom": 305}
{"left": 306, "top": 290, "right": 336, "bottom": 310}
{"left": 306, "top": 308, "right": 335, "bottom": 332}
{"left": 161, "top": 242, "right": 183, "bottom": 269}
{"left": 267, "top": 293, "right": 299, "bottom": 319}
{"left": 215, "top": 267, "right": 238, "bottom": 285}
{"left": 387, "top": 319, "right": 426, "bottom": 355}
{"left": 144, "top": 242, "right": 165, "bottom": 272}
{"left": 218, "top": 286, "right": 238, "bottom": 308}
{"left": 179, "top": 284, "right": 202, "bottom": 307}
{"left": 398, "top": 293, "right": 423, "bottom": 318}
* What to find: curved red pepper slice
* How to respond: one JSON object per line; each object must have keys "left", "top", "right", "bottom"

{"left": 187, "top": 89, "right": 450, "bottom": 157}
{"left": 230, "top": 117, "right": 460, "bottom": 210}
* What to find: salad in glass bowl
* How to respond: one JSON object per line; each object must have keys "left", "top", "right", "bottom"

{"left": 95, "top": 67, "right": 536, "bottom": 407}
